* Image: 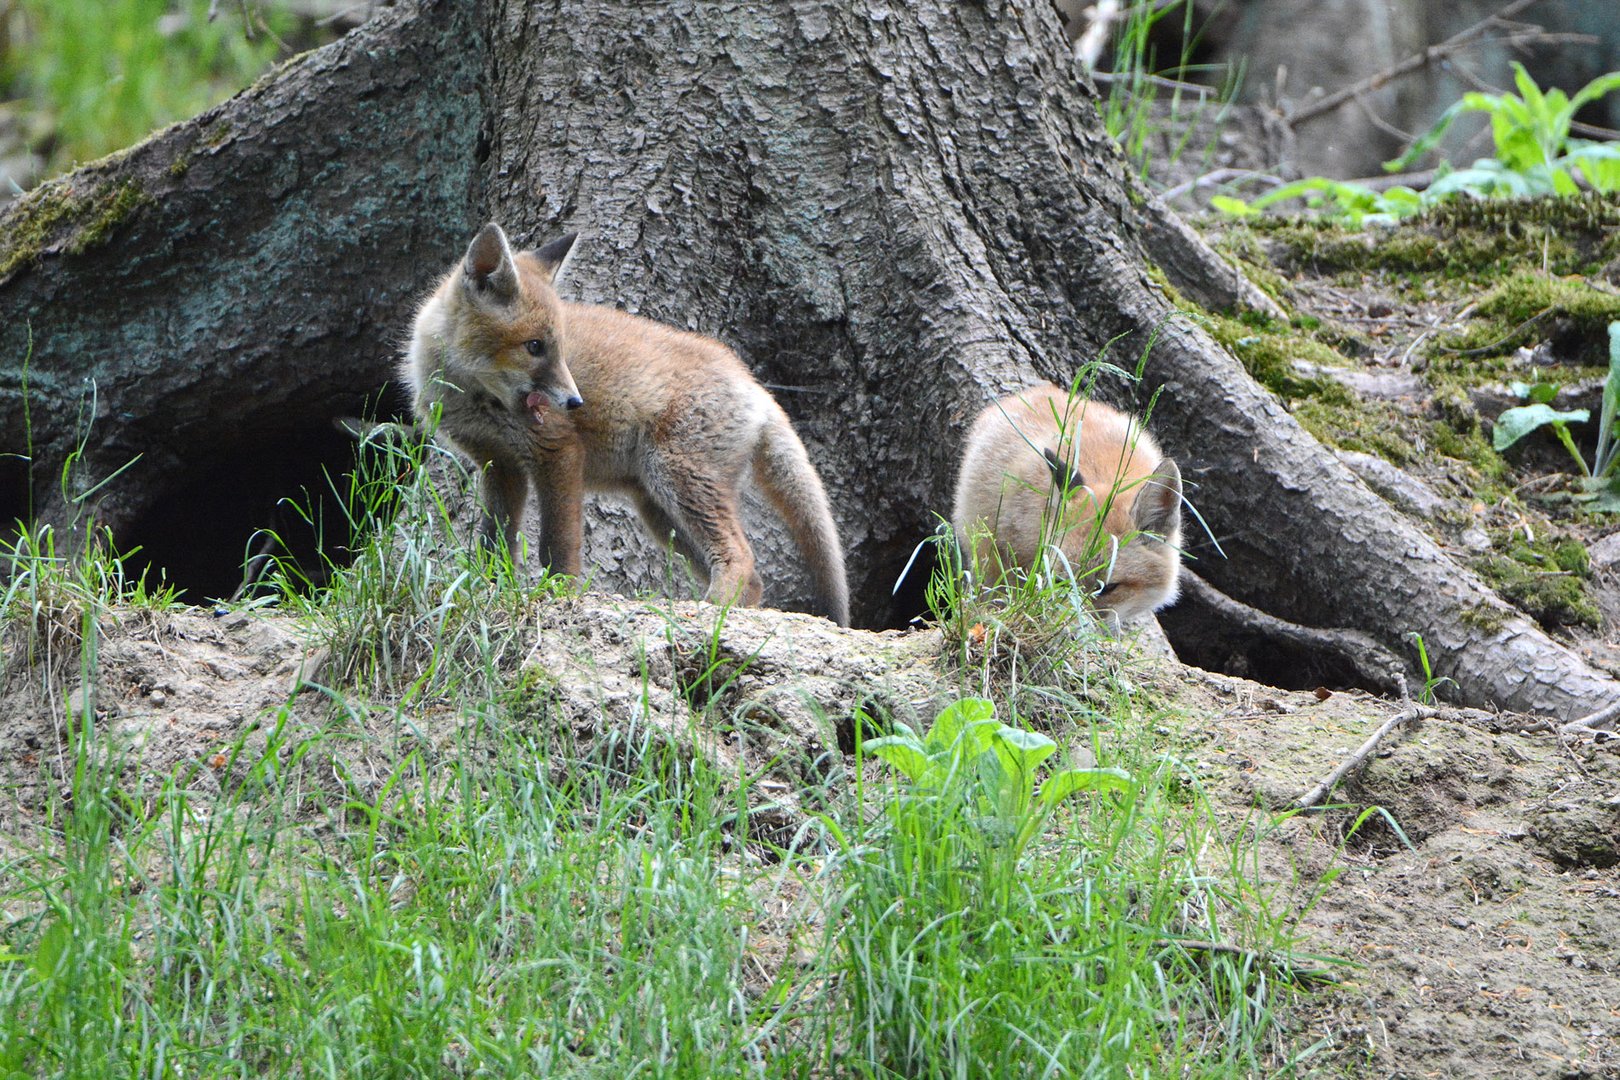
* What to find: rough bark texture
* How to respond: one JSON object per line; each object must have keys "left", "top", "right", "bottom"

{"left": 2, "top": 0, "right": 1617, "bottom": 720}
{"left": 0, "top": 2, "right": 482, "bottom": 596}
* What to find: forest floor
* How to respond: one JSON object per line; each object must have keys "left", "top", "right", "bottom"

{"left": 0, "top": 594, "right": 1615, "bottom": 1077}
{"left": 3, "top": 191, "right": 1620, "bottom": 1076}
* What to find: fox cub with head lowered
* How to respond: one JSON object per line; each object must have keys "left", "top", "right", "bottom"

{"left": 404, "top": 222, "right": 850, "bottom": 625}
{"left": 951, "top": 382, "right": 1181, "bottom": 630}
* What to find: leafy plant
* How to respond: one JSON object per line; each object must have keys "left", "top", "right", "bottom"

{"left": 1403, "top": 631, "right": 1455, "bottom": 705}
{"left": 1211, "top": 177, "right": 1423, "bottom": 228}
{"left": 864, "top": 697, "right": 1130, "bottom": 862}
{"left": 1216, "top": 63, "right": 1620, "bottom": 222}
{"left": 1388, "top": 62, "right": 1620, "bottom": 197}
{"left": 1492, "top": 321, "right": 1620, "bottom": 510}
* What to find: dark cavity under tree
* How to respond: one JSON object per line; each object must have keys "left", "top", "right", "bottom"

{"left": 0, "top": 0, "right": 1614, "bottom": 727}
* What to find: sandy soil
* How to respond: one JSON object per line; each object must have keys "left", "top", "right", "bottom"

{"left": 1, "top": 597, "right": 1614, "bottom": 1077}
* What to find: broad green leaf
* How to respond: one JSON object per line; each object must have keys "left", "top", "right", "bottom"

{"left": 925, "top": 697, "right": 995, "bottom": 754}
{"left": 1511, "top": 63, "right": 1544, "bottom": 117}
{"left": 864, "top": 736, "right": 931, "bottom": 782}
{"left": 1569, "top": 71, "right": 1620, "bottom": 116}
{"left": 1549, "top": 167, "right": 1580, "bottom": 196}
{"left": 1575, "top": 486, "right": 1620, "bottom": 512}
{"left": 1509, "top": 380, "right": 1559, "bottom": 404}
{"left": 989, "top": 728, "right": 1056, "bottom": 813}
{"left": 1567, "top": 143, "right": 1620, "bottom": 193}
{"left": 991, "top": 725, "right": 1056, "bottom": 766}
{"left": 1493, "top": 404, "right": 1590, "bottom": 451}
{"left": 975, "top": 749, "right": 1013, "bottom": 816}
{"left": 1039, "top": 767, "right": 1134, "bottom": 807}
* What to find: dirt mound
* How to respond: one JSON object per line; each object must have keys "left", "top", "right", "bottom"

{"left": 1, "top": 598, "right": 1615, "bottom": 1075}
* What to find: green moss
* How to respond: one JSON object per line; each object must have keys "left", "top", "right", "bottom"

{"left": 0, "top": 180, "right": 79, "bottom": 278}
{"left": 1459, "top": 604, "right": 1510, "bottom": 634}
{"left": 1204, "top": 312, "right": 1355, "bottom": 403}
{"left": 1210, "top": 192, "right": 1620, "bottom": 279}
{"left": 0, "top": 176, "right": 150, "bottom": 276}
{"left": 1428, "top": 423, "right": 1508, "bottom": 486}
{"left": 1551, "top": 540, "right": 1590, "bottom": 576}
{"left": 1293, "top": 398, "right": 1420, "bottom": 465}
{"left": 1439, "top": 269, "right": 1620, "bottom": 359}
{"left": 66, "top": 181, "right": 150, "bottom": 255}
{"left": 1470, "top": 531, "right": 1600, "bottom": 630}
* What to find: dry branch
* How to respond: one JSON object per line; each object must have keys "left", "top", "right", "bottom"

{"left": 1293, "top": 701, "right": 1438, "bottom": 810}
{"left": 1287, "top": 0, "right": 1548, "bottom": 127}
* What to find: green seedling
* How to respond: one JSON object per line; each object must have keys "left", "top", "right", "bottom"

{"left": 1493, "top": 322, "right": 1620, "bottom": 510}
{"left": 864, "top": 697, "right": 1130, "bottom": 861}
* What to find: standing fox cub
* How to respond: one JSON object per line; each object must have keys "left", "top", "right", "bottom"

{"left": 404, "top": 222, "right": 850, "bottom": 626}
{"left": 952, "top": 382, "right": 1182, "bottom": 629}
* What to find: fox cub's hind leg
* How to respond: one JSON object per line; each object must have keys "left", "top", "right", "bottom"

{"left": 639, "top": 454, "right": 763, "bottom": 609}
{"left": 632, "top": 493, "right": 711, "bottom": 587}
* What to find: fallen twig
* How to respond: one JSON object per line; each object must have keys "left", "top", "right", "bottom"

{"left": 1287, "top": 0, "right": 1548, "bottom": 127}
{"left": 1294, "top": 700, "right": 1437, "bottom": 810}
{"left": 1160, "top": 167, "right": 1285, "bottom": 203}
{"left": 1560, "top": 698, "right": 1620, "bottom": 742}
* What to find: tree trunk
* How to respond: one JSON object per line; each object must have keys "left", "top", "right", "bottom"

{"left": 1, "top": 0, "right": 1614, "bottom": 721}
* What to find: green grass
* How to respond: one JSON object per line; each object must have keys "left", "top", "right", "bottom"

{"left": 2, "top": 0, "right": 294, "bottom": 178}
{"left": 1099, "top": 0, "right": 1238, "bottom": 184}
{"left": 0, "top": 407, "right": 1339, "bottom": 1077}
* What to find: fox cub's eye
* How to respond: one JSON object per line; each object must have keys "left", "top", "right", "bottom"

{"left": 524, "top": 339, "right": 545, "bottom": 357}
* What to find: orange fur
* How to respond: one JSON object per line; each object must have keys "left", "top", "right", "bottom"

{"left": 951, "top": 382, "right": 1182, "bottom": 629}
{"left": 403, "top": 223, "right": 849, "bottom": 625}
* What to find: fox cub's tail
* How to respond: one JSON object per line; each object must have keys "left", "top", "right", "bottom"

{"left": 752, "top": 411, "right": 851, "bottom": 627}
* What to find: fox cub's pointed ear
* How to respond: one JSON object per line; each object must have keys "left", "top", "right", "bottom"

{"left": 462, "top": 222, "right": 520, "bottom": 304}
{"left": 531, "top": 232, "right": 579, "bottom": 286}
{"left": 1132, "top": 458, "right": 1182, "bottom": 539}
{"left": 1042, "top": 447, "right": 1087, "bottom": 494}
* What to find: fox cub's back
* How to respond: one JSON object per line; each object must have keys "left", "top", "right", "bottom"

{"left": 952, "top": 382, "right": 1182, "bottom": 626}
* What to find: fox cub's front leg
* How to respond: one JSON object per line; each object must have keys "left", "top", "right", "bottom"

{"left": 478, "top": 457, "right": 530, "bottom": 561}
{"left": 528, "top": 441, "right": 586, "bottom": 578}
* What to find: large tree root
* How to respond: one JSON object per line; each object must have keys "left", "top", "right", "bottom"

{"left": 2, "top": 0, "right": 1617, "bottom": 722}
{"left": 1163, "top": 571, "right": 1408, "bottom": 697}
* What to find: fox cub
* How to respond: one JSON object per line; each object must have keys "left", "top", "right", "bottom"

{"left": 951, "top": 382, "right": 1182, "bottom": 629}
{"left": 404, "top": 222, "right": 850, "bottom": 626}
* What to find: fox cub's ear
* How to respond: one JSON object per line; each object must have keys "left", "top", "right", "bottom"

{"left": 531, "top": 232, "right": 579, "bottom": 286}
{"left": 1042, "top": 447, "right": 1087, "bottom": 494}
{"left": 1131, "top": 458, "right": 1182, "bottom": 539}
{"left": 462, "top": 222, "right": 520, "bottom": 305}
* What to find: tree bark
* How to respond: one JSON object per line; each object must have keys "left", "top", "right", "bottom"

{"left": 1, "top": 0, "right": 1615, "bottom": 721}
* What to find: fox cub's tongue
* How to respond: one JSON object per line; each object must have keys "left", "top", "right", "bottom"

{"left": 524, "top": 391, "right": 547, "bottom": 424}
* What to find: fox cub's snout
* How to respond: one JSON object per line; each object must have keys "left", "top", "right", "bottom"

{"left": 952, "top": 382, "right": 1182, "bottom": 630}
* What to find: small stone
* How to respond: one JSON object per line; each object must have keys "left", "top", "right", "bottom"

{"left": 1590, "top": 532, "right": 1620, "bottom": 569}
